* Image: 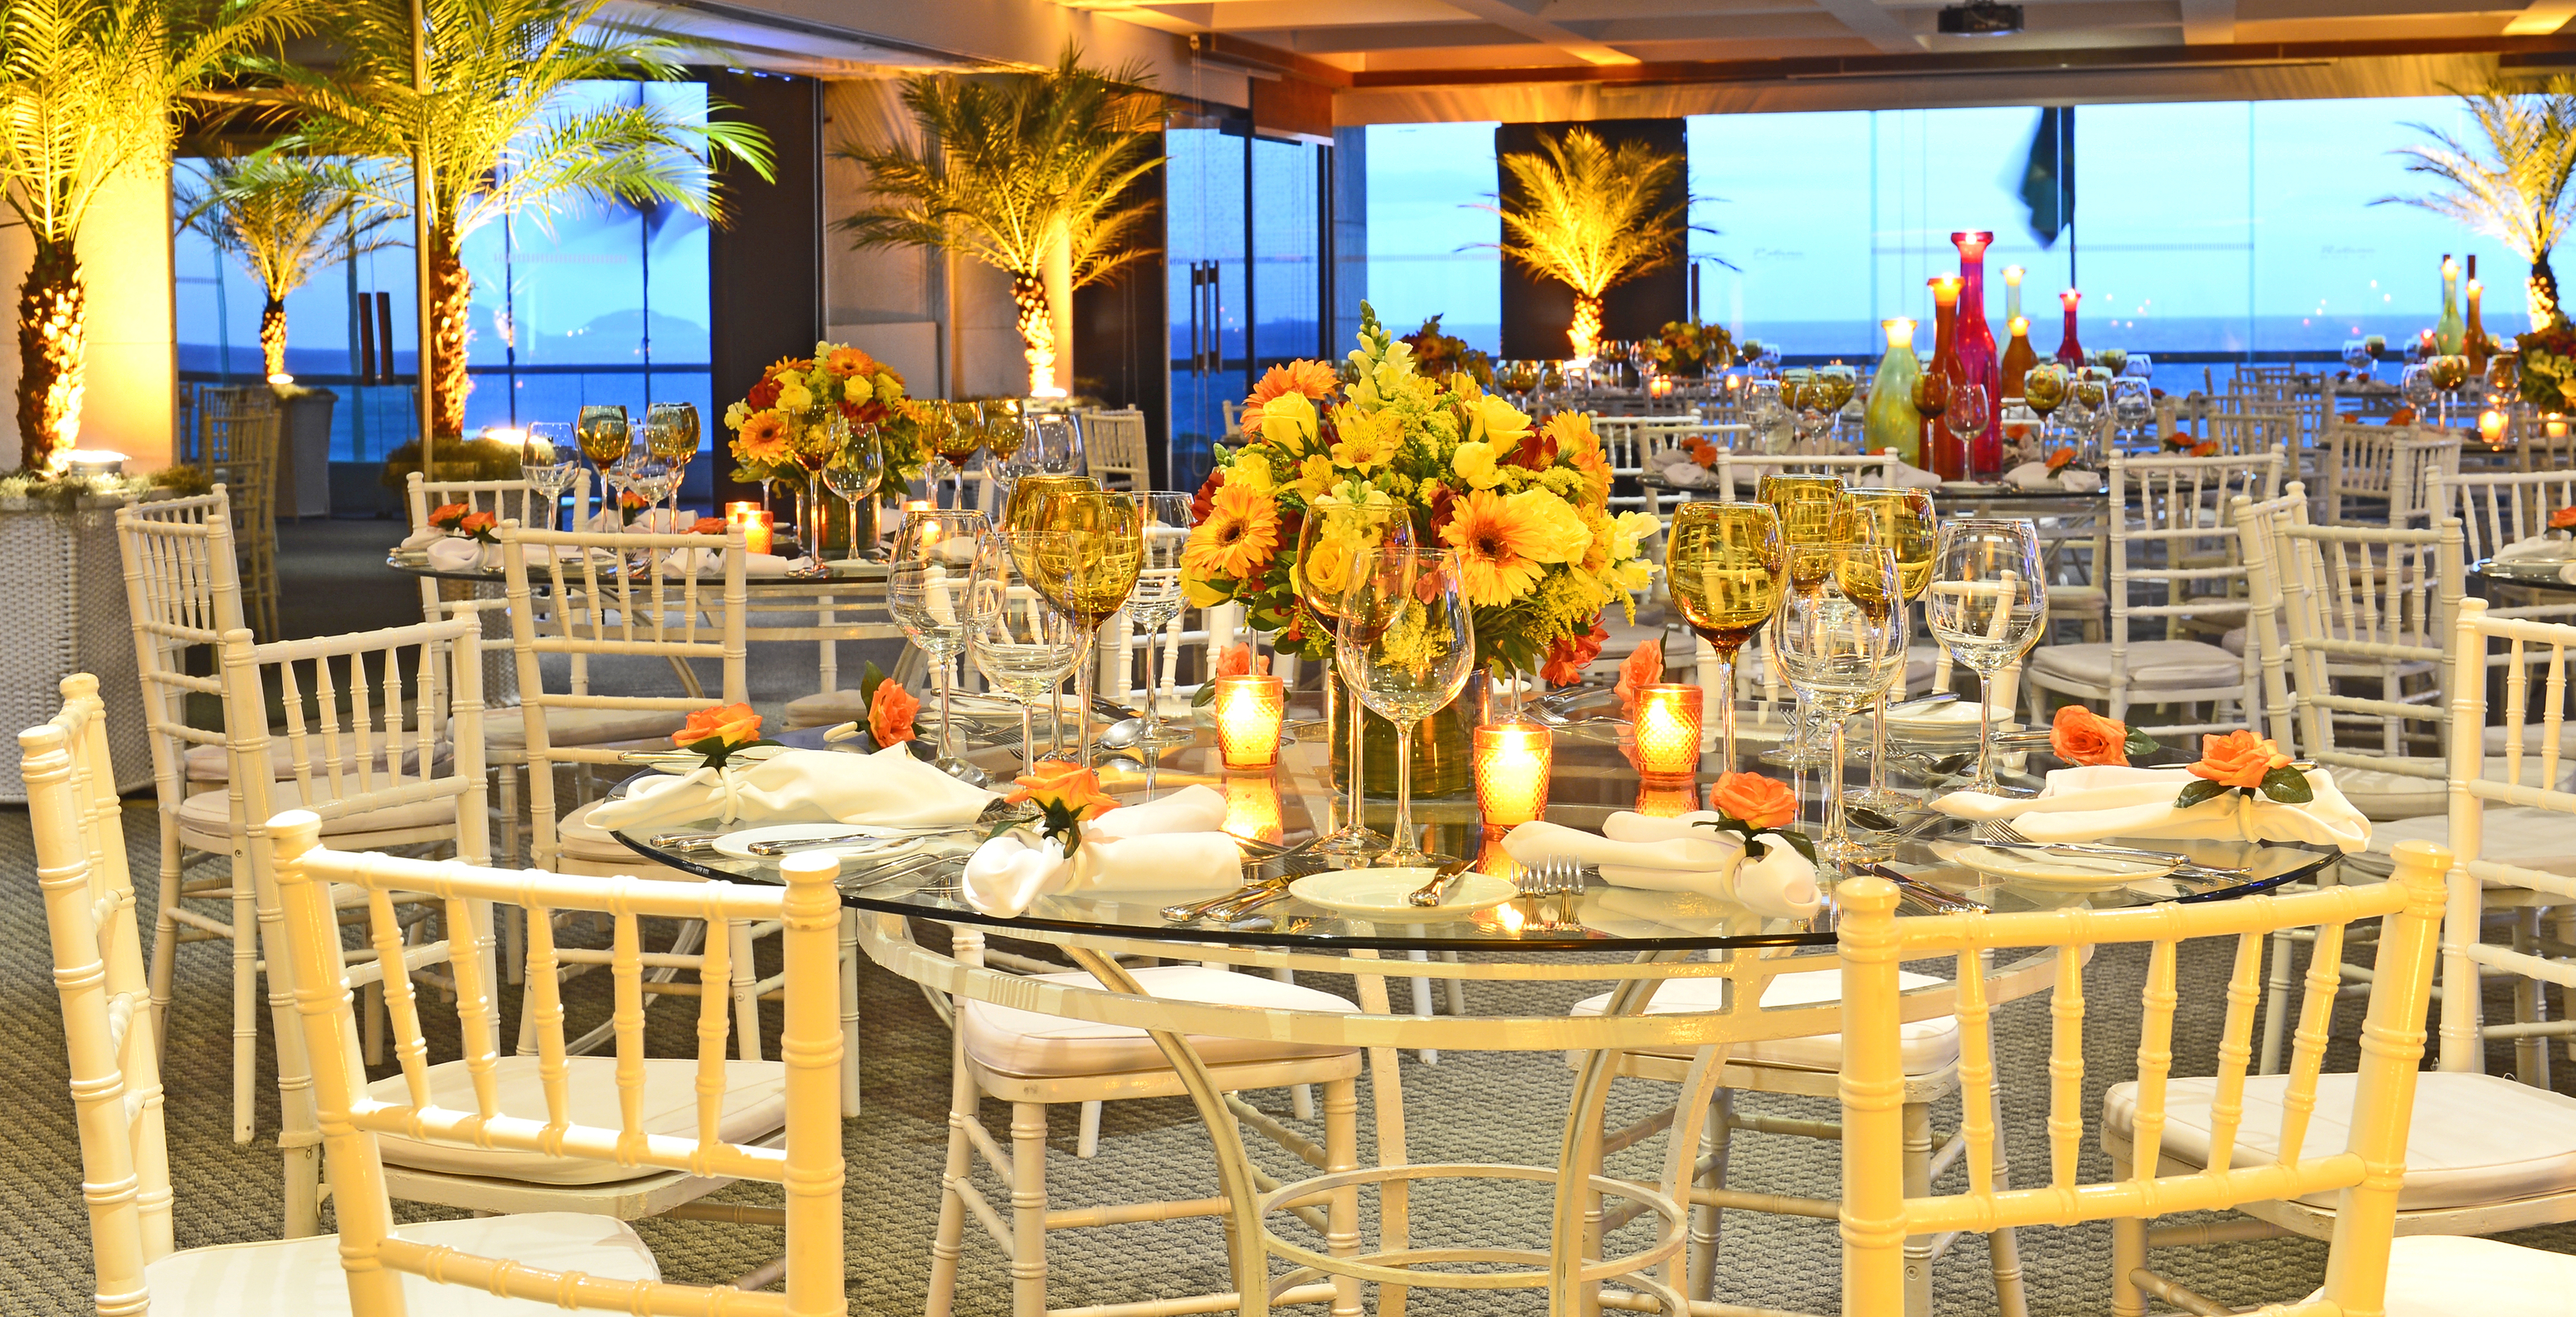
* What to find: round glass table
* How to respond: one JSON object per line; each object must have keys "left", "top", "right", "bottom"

{"left": 604, "top": 725, "right": 2339, "bottom": 1315}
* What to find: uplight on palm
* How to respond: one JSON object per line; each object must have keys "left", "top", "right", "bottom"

{"left": 1666, "top": 501, "right": 1784, "bottom": 772}
{"left": 1294, "top": 499, "right": 1415, "bottom": 861}
{"left": 890, "top": 510, "right": 995, "bottom": 785}
{"left": 1775, "top": 544, "right": 1906, "bottom": 864}
{"left": 1927, "top": 519, "right": 2048, "bottom": 794}
{"left": 1334, "top": 547, "right": 1475, "bottom": 868}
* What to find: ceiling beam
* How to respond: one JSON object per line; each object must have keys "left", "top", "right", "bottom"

{"left": 2505, "top": 0, "right": 2576, "bottom": 36}
{"left": 2178, "top": 0, "right": 2237, "bottom": 43}
{"left": 1803, "top": 0, "right": 1926, "bottom": 52}
{"left": 1431, "top": 0, "right": 1647, "bottom": 63}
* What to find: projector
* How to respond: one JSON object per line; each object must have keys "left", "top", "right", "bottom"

{"left": 1937, "top": 0, "right": 2024, "bottom": 34}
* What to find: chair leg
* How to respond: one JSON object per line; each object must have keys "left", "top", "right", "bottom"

{"left": 146, "top": 823, "right": 183, "bottom": 1056}
{"left": 1325, "top": 1076, "right": 1362, "bottom": 1317}
{"left": 1691, "top": 1090, "right": 1733, "bottom": 1302}
{"left": 2515, "top": 908, "right": 2550, "bottom": 1086}
{"left": 840, "top": 910, "right": 861, "bottom": 1119}
{"left": 1900, "top": 1100, "right": 1935, "bottom": 1317}
{"left": 729, "top": 920, "right": 763, "bottom": 1062}
{"left": 1077, "top": 1100, "right": 1101, "bottom": 1159}
{"left": 363, "top": 980, "right": 385, "bottom": 1066}
{"left": 1409, "top": 950, "right": 1438, "bottom": 1065}
{"left": 1983, "top": 1085, "right": 2029, "bottom": 1317}
{"left": 2109, "top": 1154, "right": 2148, "bottom": 1317}
{"left": 2259, "top": 925, "right": 2296, "bottom": 1076}
{"left": 1272, "top": 967, "right": 1315, "bottom": 1119}
{"left": 1442, "top": 949, "right": 1467, "bottom": 1014}
{"left": 1011, "top": 1101, "right": 1049, "bottom": 1317}
{"left": 925, "top": 1040, "right": 978, "bottom": 1317}
{"left": 232, "top": 873, "right": 257, "bottom": 1144}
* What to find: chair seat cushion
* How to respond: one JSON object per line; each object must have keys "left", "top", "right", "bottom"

{"left": 183, "top": 738, "right": 446, "bottom": 784}
{"left": 960, "top": 964, "right": 1359, "bottom": 1079}
{"left": 2368, "top": 1236, "right": 2576, "bottom": 1315}
{"left": 782, "top": 688, "right": 871, "bottom": 729}
{"left": 2052, "top": 586, "right": 2107, "bottom": 619}
{"left": 179, "top": 779, "right": 457, "bottom": 840}
{"left": 2103, "top": 1071, "right": 2576, "bottom": 1211}
{"left": 2350, "top": 807, "right": 2576, "bottom": 880}
{"left": 140, "top": 1211, "right": 657, "bottom": 1314}
{"left": 1569, "top": 969, "right": 1959, "bottom": 1076}
{"left": 2028, "top": 640, "right": 2242, "bottom": 692}
{"left": 368, "top": 1055, "right": 786, "bottom": 1186}
{"left": 481, "top": 706, "right": 688, "bottom": 754}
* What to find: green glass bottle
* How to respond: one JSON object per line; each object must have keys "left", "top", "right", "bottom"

{"left": 2435, "top": 254, "right": 2466, "bottom": 354}
{"left": 1864, "top": 317, "right": 1923, "bottom": 466}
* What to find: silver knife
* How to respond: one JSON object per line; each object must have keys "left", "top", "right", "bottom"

{"left": 1856, "top": 862, "right": 1989, "bottom": 914}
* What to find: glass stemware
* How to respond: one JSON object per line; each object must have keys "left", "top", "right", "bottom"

{"left": 1926, "top": 519, "right": 2049, "bottom": 795}
{"left": 1666, "top": 501, "right": 1785, "bottom": 772}
{"left": 967, "top": 535, "right": 1078, "bottom": 768}
{"left": 2022, "top": 363, "right": 2067, "bottom": 456}
{"left": 1845, "top": 487, "right": 1936, "bottom": 815}
{"left": 2110, "top": 378, "right": 2154, "bottom": 451}
{"left": 520, "top": 422, "right": 578, "bottom": 530}
{"left": 1944, "top": 379, "right": 1992, "bottom": 480}
{"left": 1294, "top": 498, "right": 1417, "bottom": 861}
{"left": 2427, "top": 354, "right": 2471, "bottom": 427}
{"left": 785, "top": 404, "right": 848, "bottom": 559}
{"left": 1128, "top": 491, "right": 1198, "bottom": 752}
{"left": 1758, "top": 473, "right": 1854, "bottom": 769}
{"left": 822, "top": 423, "right": 886, "bottom": 563}
{"left": 576, "top": 405, "right": 630, "bottom": 524}
{"left": 1775, "top": 543, "right": 1906, "bottom": 865}
{"left": 1008, "top": 490, "right": 1142, "bottom": 768}
{"left": 646, "top": 401, "right": 699, "bottom": 520}
{"left": 2343, "top": 339, "right": 2374, "bottom": 380}
{"left": 934, "top": 402, "right": 985, "bottom": 508}
{"left": 890, "top": 510, "right": 995, "bottom": 785}
{"left": 1334, "top": 547, "right": 1476, "bottom": 868}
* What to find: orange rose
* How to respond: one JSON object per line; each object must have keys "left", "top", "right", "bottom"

{"left": 674, "top": 702, "right": 761, "bottom": 751}
{"left": 1684, "top": 437, "right": 1720, "bottom": 469}
{"left": 2552, "top": 505, "right": 2576, "bottom": 531}
{"left": 867, "top": 678, "right": 920, "bottom": 748}
{"left": 1710, "top": 772, "right": 1798, "bottom": 832}
{"left": 457, "top": 510, "right": 498, "bottom": 540}
{"left": 2188, "top": 730, "right": 2290, "bottom": 791}
{"left": 2189, "top": 440, "right": 2219, "bottom": 458}
{"left": 2045, "top": 446, "right": 2077, "bottom": 474}
{"left": 690, "top": 515, "right": 726, "bottom": 535}
{"left": 1212, "top": 641, "right": 1271, "bottom": 680}
{"left": 1005, "top": 760, "right": 1120, "bottom": 822}
{"left": 1614, "top": 638, "right": 1664, "bottom": 712}
{"left": 428, "top": 501, "right": 471, "bottom": 530}
{"left": 2050, "top": 705, "right": 2130, "bottom": 767}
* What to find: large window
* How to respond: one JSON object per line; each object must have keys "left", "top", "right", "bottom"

{"left": 1359, "top": 97, "right": 2499, "bottom": 391}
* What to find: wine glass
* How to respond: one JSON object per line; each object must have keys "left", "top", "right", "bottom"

{"left": 938, "top": 402, "right": 985, "bottom": 508}
{"left": 967, "top": 535, "right": 1079, "bottom": 768}
{"left": 1128, "top": 491, "right": 1198, "bottom": 753}
{"left": 1812, "top": 366, "right": 1859, "bottom": 449}
{"left": 1927, "top": 519, "right": 2048, "bottom": 794}
{"left": 1008, "top": 491, "right": 1142, "bottom": 768}
{"left": 1944, "top": 378, "right": 1991, "bottom": 479}
{"left": 2400, "top": 362, "right": 2437, "bottom": 416}
{"left": 1666, "top": 501, "right": 1786, "bottom": 772}
{"left": 2343, "top": 339, "right": 2374, "bottom": 380}
{"left": 2427, "top": 354, "right": 2471, "bottom": 427}
{"left": 2095, "top": 347, "right": 2130, "bottom": 377}
{"left": 1843, "top": 487, "right": 1936, "bottom": 816}
{"left": 576, "top": 405, "right": 630, "bottom": 525}
{"left": 2363, "top": 334, "right": 2388, "bottom": 381}
{"left": 890, "top": 509, "right": 995, "bottom": 785}
{"left": 1333, "top": 547, "right": 1476, "bottom": 868}
{"left": 1026, "top": 411, "right": 1086, "bottom": 478}
{"left": 1759, "top": 475, "right": 1861, "bottom": 770}
{"left": 1774, "top": 542, "right": 1906, "bottom": 865}
{"left": 646, "top": 401, "right": 699, "bottom": 521}
{"left": 823, "top": 424, "right": 886, "bottom": 563}
{"left": 520, "top": 422, "right": 577, "bottom": 530}
{"left": 787, "top": 404, "right": 849, "bottom": 559}
{"left": 2110, "top": 377, "right": 2154, "bottom": 450}
{"left": 1294, "top": 499, "right": 1416, "bottom": 861}
{"left": 2022, "top": 363, "right": 2068, "bottom": 454}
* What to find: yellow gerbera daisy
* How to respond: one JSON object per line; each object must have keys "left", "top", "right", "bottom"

{"left": 1183, "top": 483, "right": 1281, "bottom": 581}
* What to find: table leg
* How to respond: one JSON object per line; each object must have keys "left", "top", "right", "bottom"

{"left": 1554, "top": 952, "right": 1703, "bottom": 1315}
{"left": 1348, "top": 948, "right": 1410, "bottom": 1317}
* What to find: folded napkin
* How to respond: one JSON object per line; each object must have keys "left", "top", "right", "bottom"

{"left": 1887, "top": 461, "right": 1944, "bottom": 490}
{"left": 398, "top": 527, "right": 446, "bottom": 551}
{"left": 584, "top": 507, "right": 696, "bottom": 534}
{"left": 2495, "top": 534, "right": 2575, "bottom": 565}
{"left": 1500, "top": 812, "right": 1822, "bottom": 919}
{"left": 1661, "top": 461, "right": 1710, "bottom": 488}
{"left": 423, "top": 538, "right": 498, "bottom": 573}
{"left": 586, "top": 744, "right": 997, "bottom": 833}
{"left": 962, "top": 783, "right": 1242, "bottom": 917}
{"left": 1931, "top": 763, "right": 2370, "bottom": 852}
{"left": 2003, "top": 461, "right": 2105, "bottom": 494}
{"left": 660, "top": 547, "right": 815, "bottom": 578}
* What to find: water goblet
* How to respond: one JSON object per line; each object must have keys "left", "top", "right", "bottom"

{"left": 1775, "top": 542, "right": 1906, "bottom": 864}
{"left": 1295, "top": 498, "right": 1416, "bottom": 861}
{"left": 521, "top": 422, "right": 578, "bottom": 529}
{"left": 890, "top": 510, "right": 996, "bottom": 784}
{"left": 1927, "top": 519, "right": 2048, "bottom": 795}
{"left": 1334, "top": 547, "right": 1477, "bottom": 868}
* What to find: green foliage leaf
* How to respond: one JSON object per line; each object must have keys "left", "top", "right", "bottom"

{"left": 2260, "top": 765, "right": 2315, "bottom": 803}
{"left": 1775, "top": 830, "right": 1820, "bottom": 864}
{"left": 2124, "top": 727, "right": 2163, "bottom": 756}
{"left": 2174, "top": 777, "right": 2233, "bottom": 810}
{"left": 858, "top": 661, "right": 889, "bottom": 705}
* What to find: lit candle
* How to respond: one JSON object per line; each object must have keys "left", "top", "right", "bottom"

{"left": 1473, "top": 722, "right": 1553, "bottom": 827}
{"left": 2549, "top": 415, "right": 2569, "bottom": 440}
{"left": 903, "top": 499, "right": 932, "bottom": 515}
{"left": 2480, "top": 407, "right": 2509, "bottom": 446}
{"left": 1222, "top": 770, "right": 1284, "bottom": 846}
{"left": 1212, "top": 674, "right": 1285, "bottom": 770}
{"left": 724, "top": 501, "right": 773, "bottom": 555}
{"left": 1648, "top": 376, "right": 1675, "bottom": 399}
{"left": 1632, "top": 683, "right": 1703, "bottom": 783}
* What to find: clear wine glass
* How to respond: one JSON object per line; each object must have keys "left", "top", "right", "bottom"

{"left": 1774, "top": 542, "right": 1906, "bottom": 864}
{"left": 823, "top": 423, "right": 886, "bottom": 563}
{"left": 965, "top": 534, "right": 1076, "bottom": 768}
{"left": 1845, "top": 487, "right": 1936, "bottom": 816}
{"left": 1334, "top": 546, "right": 1476, "bottom": 869}
{"left": 520, "top": 422, "right": 578, "bottom": 530}
{"left": 1944, "top": 378, "right": 1991, "bottom": 478}
{"left": 2110, "top": 378, "right": 2154, "bottom": 451}
{"left": 1295, "top": 498, "right": 1416, "bottom": 861}
{"left": 1926, "top": 519, "right": 2048, "bottom": 795}
{"left": 2343, "top": 339, "right": 2374, "bottom": 380}
{"left": 1128, "top": 491, "right": 1198, "bottom": 751}
{"left": 890, "top": 509, "right": 995, "bottom": 785}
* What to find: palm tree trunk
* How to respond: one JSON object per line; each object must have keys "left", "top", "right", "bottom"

{"left": 17, "top": 240, "right": 85, "bottom": 471}
{"left": 427, "top": 227, "right": 472, "bottom": 442}
{"left": 2533, "top": 250, "right": 2564, "bottom": 332}
{"left": 261, "top": 296, "right": 288, "bottom": 381}
{"left": 1012, "top": 272, "right": 1055, "bottom": 398}
{"left": 1568, "top": 292, "right": 1603, "bottom": 362}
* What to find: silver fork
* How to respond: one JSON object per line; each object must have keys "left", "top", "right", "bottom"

{"left": 1517, "top": 854, "right": 1586, "bottom": 898}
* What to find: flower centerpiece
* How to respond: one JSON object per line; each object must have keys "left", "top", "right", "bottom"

{"left": 2519, "top": 319, "right": 2576, "bottom": 411}
{"left": 723, "top": 342, "right": 926, "bottom": 554}
{"left": 1648, "top": 319, "right": 1735, "bottom": 378}
{"left": 1397, "top": 315, "right": 1493, "bottom": 389}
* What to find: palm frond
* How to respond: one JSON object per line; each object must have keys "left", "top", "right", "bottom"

{"left": 2376, "top": 79, "right": 2576, "bottom": 263}
{"left": 177, "top": 144, "right": 400, "bottom": 300}
{"left": 1483, "top": 127, "right": 1689, "bottom": 299}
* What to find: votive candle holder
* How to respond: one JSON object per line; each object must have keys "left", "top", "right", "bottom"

{"left": 1632, "top": 683, "right": 1704, "bottom": 783}
{"left": 724, "top": 501, "right": 773, "bottom": 555}
{"left": 1222, "top": 770, "right": 1285, "bottom": 846}
{"left": 1473, "top": 721, "right": 1552, "bottom": 827}
{"left": 1213, "top": 675, "right": 1286, "bottom": 770}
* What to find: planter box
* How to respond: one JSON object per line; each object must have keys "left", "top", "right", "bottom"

{"left": 0, "top": 494, "right": 150, "bottom": 802}
{"left": 277, "top": 388, "right": 336, "bottom": 519}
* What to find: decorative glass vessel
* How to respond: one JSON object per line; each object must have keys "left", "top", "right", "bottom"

{"left": 1924, "top": 277, "right": 1966, "bottom": 480}
{"left": 2465, "top": 256, "right": 2491, "bottom": 377}
{"left": 2003, "top": 264, "right": 2025, "bottom": 324}
{"left": 1999, "top": 315, "right": 2038, "bottom": 404}
{"left": 1950, "top": 232, "right": 2003, "bottom": 478}
{"left": 2054, "top": 289, "right": 2086, "bottom": 367}
{"left": 1336, "top": 674, "right": 1477, "bottom": 798}
{"left": 1864, "top": 317, "right": 1923, "bottom": 464}
{"left": 2435, "top": 255, "right": 2466, "bottom": 355}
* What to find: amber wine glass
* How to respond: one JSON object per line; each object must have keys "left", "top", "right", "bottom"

{"left": 1666, "top": 500, "right": 1786, "bottom": 772}
{"left": 1004, "top": 473, "right": 1100, "bottom": 534}
{"left": 934, "top": 401, "right": 985, "bottom": 507}
{"left": 1294, "top": 500, "right": 1416, "bottom": 861}
{"left": 1009, "top": 490, "right": 1142, "bottom": 768}
{"left": 576, "top": 405, "right": 629, "bottom": 522}
{"left": 1845, "top": 487, "right": 1937, "bottom": 813}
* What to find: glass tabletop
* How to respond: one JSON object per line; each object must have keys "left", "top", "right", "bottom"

{"left": 2476, "top": 559, "right": 2576, "bottom": 593}
{"left": 386, "top": 553, "right": 889, "bottom": 587}
{"left": 603, "top": 717, "right": 2339, "bottom": 954}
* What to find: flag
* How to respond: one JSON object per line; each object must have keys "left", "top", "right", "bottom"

{"left": 2017, "top": 106, "right": 2073, "bottom": 247}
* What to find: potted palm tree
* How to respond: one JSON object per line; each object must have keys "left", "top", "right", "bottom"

{"left": 0, "top": 0, "right": 309, "bottom": 471}
{"left": 2382, "top": 78, "right": 2576, "bottom": 331}
{"left": 1489, "top": 126, "right": 1689, "bottom": 363}
{"left": 834, "top": 43, "right": 1164, "bottom": 398}
{"left": 256, "top": 0, "right": 773, "bottom": 448}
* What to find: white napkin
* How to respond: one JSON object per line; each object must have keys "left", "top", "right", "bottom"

{"left": 2495, "top": 534, "right": 2574, "bottom": 564}
{"left": 2003, "top": 462, "right": 2103, "bottom": 494}
{"left": 424, "top": 538, "right": 496, "bottom": 573}
{"left": 585, "top": 744, "right": 997, "bottom": 832}
{"left": 961, "top": 783, "right": 1242, "bottom": 918}
{"left": 1931, "top": 763, "right": 2370, "bottom": 852}
{"left": 398, "top": 527, "right": 445, "bottom": 551}
{"left": 584, "top": 507, "right": 694, "bottom": 534}
{"left": 1888, "top": 461, "right": 1944, "bottom": 490}
{"left": 1661, "top": 461, "right": 1710, "bottom": 488}
{"left": 1500, "top": 811, "right": 1822, "bottom": 919}
{"left": 660, "top": 547, "right": 814, "bottom": 578}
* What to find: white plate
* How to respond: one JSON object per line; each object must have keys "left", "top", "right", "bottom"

{"left": 1936, "top": 841, "right": 2178, "bottom": 888}
{"left": 1289, "top": 867, "right": 1517, "bottom": 919}
{"left": 710, "top": 823, "right": 925, "bottom": 863}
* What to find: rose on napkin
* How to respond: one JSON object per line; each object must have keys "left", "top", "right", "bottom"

{"left": 1499, "top": 810, "right": 1822, "bottom": 919}
{"left": 1931, "top": 763, "right": 2370, "bottom": 852}
{"left": 1685, "top": 437, "right": 1720, "bottom": 470}
{"left": 2045, "top": 446, "right": 2077, "bottom": 476}
{"left": 673, "top": 702, "right": 774, "bottom": 769}
{"left": 962, "top": 780, "right": 1239, "bottom": 917}
{"left": 457, "top": 510, "right": 499, "bottom": 544}
{"left": 1614, "top": 638, "right": 1663, "bottom": 715}
{"left": 427, "top": 502, "right": 471, "bottom": 533}
{"left": 2051, "top": 705, "right": 2159, "bottom": 768}
{"left": 868, "top": 678, "right": 920, "bottom": 748}
{"left": 2178, "top": 729, "right": 2308, "bottom": 807}
{"left": 690, "top": 515, "right": 726, "bottom": 535}
{"left": 2554, "top": 505, "right": 2576, "bottom": 531}
{"left": 1708, "top": 772, "right": 1799, "bottom": 837}
{"left": 1003, "top": 762, "right": 1121, "bottom": 851}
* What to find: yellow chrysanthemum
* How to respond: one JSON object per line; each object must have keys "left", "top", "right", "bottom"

{"left": 1183, "top": 483, "right": 1281, "bottom": 581}
{"left": 1451, "top": 440, "right": 1505, "bottom": 490}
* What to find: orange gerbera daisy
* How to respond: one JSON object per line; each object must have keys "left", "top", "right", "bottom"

{"left": 737, "top": 412, "right": 792, "bottom": 466}
{"left": 1242, "top": 359, "right": 1339, "bottom": 429}
{"left": 825, "top": 345, "right": 876, "bottom": 377}
{"left": 1182, "top": 482, "right": 1281, "bottom": 581}
{"left": 1439, "top": 488, "right": 1554, "bottom": 607}
{"left": 1549, "top": 414, "right": 1614, "bottom": 509}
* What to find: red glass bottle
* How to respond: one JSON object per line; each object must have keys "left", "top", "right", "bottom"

{"left": 1922, "top": 276, "right": 1965, "bottom": 480}
{"left": 1950, "top": 232, "right": 2002, "bottom": 477}
{"left": 2054, "top": 289, "right": 2084, "bottom": 367}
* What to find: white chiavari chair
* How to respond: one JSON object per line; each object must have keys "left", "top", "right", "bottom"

{"left": 2432, "top": 466, "right": 2576, "bottom": 627}
{"left": 1837, "top": 843, "right": 2483, "bottom": 1317}
{"left": 197, "top": 386, "right": 282, "bottom": 638}
{"left": 2023, "top": 449, "right": 2278, "bottom": 739}
{"left": 1590, "top": 412, "right": 1734, "bottom": 521}
{"left": 1080, "top": 407, "right": 1152, "bottom": 490}
{"left": 1710, "top": 447, "right": 1901, "bottom": 504}
{"left": 270, "top": 817, "right": 844, "bottom": 1315}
